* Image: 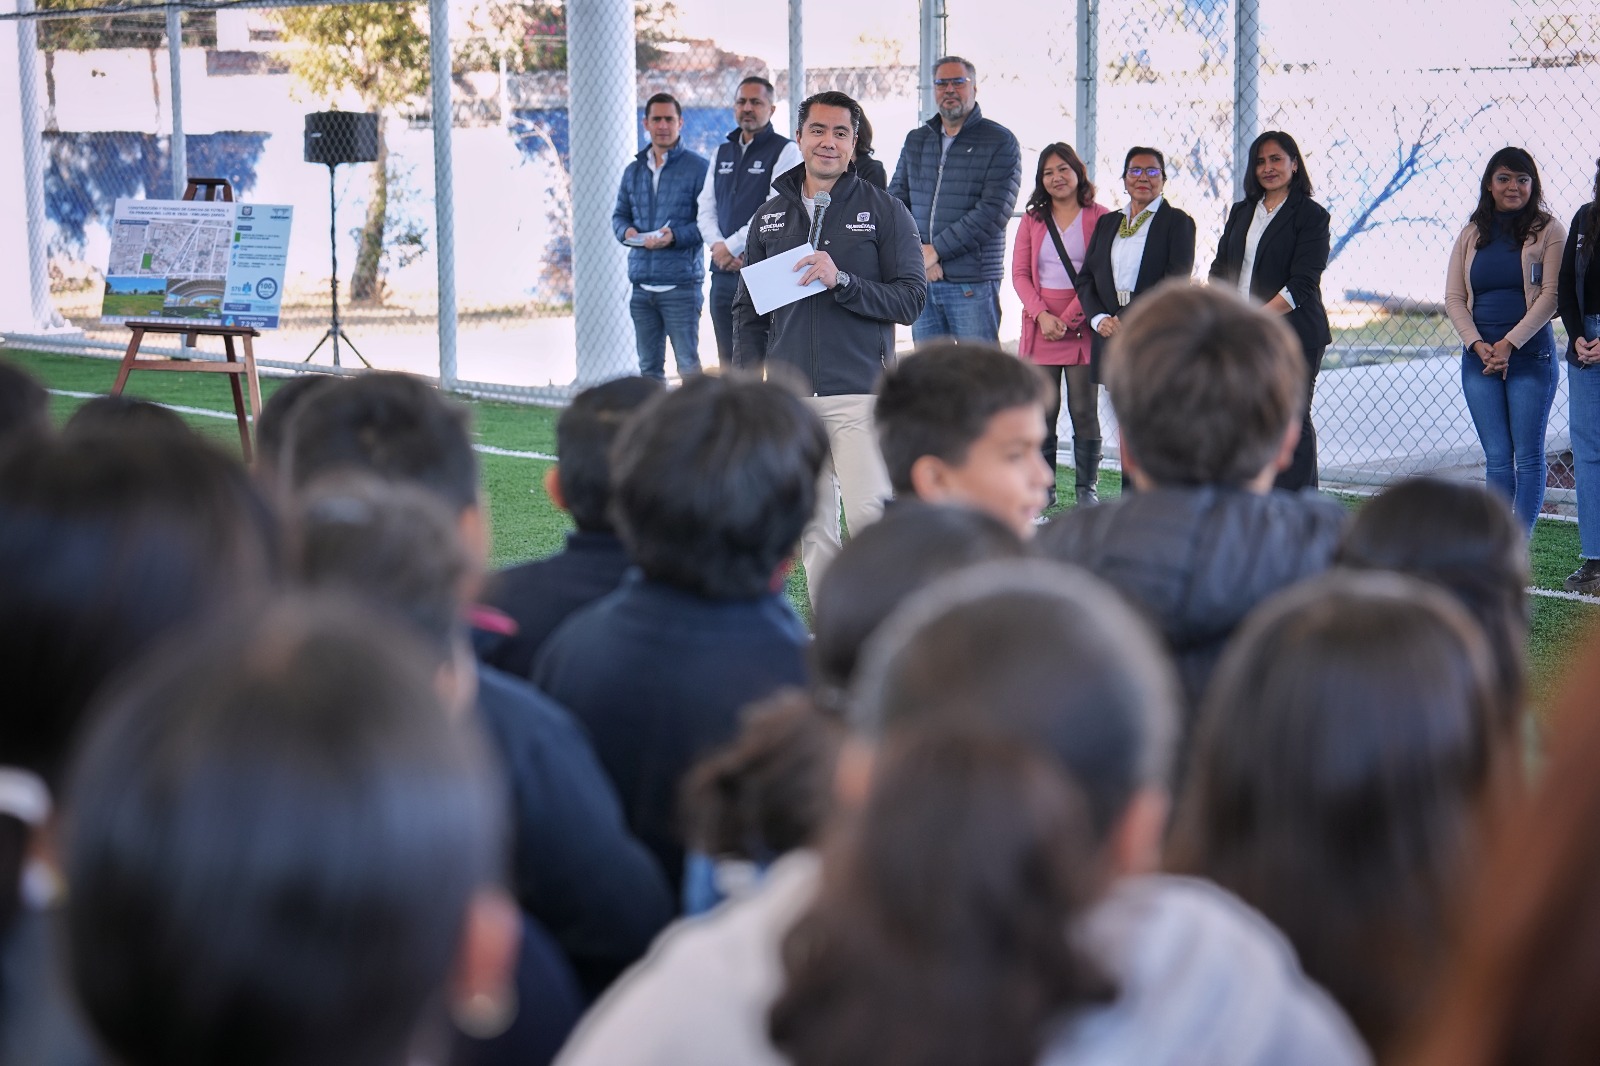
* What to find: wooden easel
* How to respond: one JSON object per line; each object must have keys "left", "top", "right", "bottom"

{"left": 110, "top": 178, "right": 262, "bottom": 461}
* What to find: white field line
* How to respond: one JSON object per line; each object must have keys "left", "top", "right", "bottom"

{"left": 41, "top": 390, "right": 1600, "bottom": 603}
{"left": 47, "top": 389, "right": 557, "bottom": 462}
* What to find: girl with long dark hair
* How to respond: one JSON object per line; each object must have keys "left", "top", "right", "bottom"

{"left": 1444, "top": 146, "right": 1565, "bottom": 535}
{"left": 1169, "top": 571, "right": 1515, "bottom": 1057}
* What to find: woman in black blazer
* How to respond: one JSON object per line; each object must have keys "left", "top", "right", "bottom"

{"left": 1078, "top": 146, "right": 1199, "bottom": 381}
{"left": 1209, "top": 131, "right": 1332, "bottom": 491}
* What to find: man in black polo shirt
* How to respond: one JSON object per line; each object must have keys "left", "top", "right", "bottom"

{"left": 696, "top": 75, "right": 803, "bottom": 369}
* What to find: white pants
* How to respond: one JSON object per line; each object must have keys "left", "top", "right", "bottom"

{"left": 801, "top": 393, "right": 891, "bottom": 598}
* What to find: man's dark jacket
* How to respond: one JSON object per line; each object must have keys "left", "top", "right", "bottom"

{"left": 732, "top": 168, "right": 925, "bottom": 396}
{"left": 887, "top": 103, "right": 1022, "bottom": 283}
{"left": 1038, "top": 486, "right": 1346, "bottom": 715}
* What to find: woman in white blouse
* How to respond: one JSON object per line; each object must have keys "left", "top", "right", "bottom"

{"left": 1209, "top": 131, "right": 1332, "bottom": 490}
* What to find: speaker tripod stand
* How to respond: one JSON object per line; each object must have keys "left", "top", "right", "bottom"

{"left": 304, "top": 160, "right": 370, "bottom": 369}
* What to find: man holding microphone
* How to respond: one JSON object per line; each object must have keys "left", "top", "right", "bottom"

{"left": 733, "top": 90, "right": 926, "bottom": 591}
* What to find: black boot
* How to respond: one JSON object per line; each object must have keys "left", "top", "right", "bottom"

{"left": 1074, "top": 438, "right": 1102, "bottom": 507}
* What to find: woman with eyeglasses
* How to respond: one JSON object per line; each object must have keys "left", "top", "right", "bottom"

{"left": 1012, "top": 143, "right": 1110, "bottom": 507}
{"left": 1208, "top": 131, "right": 1331, "bottom": 491}
{"left": 1078, "top": 148, "right": 1197, "bottom": 363}
{"left": 1444, "top": 146, "right": 1564, "bottom": 538}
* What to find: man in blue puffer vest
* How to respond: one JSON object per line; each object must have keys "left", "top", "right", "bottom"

{"left": 613, "top": 92, "right": 710, "bottom": 381}
{"left": 888, "top": 56, "right": 1022, "bottom": 344}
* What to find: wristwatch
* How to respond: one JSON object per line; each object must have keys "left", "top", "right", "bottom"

{"left": 834, "top": 270, "right": 852, "bottom": 289}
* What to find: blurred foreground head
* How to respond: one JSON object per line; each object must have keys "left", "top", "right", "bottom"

{"left": 1399, "top": 620, "right": 1600, "bottom": 1066}
{"left": 63, "top": 596, "right": 514, "bottom": 1066}
{"left": 1169, "top": 570, "right": 1509, "bottom": 1054}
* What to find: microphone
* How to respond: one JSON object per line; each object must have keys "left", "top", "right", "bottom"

{"left": 809, "top": 190, "right": 831, "bottom": 247}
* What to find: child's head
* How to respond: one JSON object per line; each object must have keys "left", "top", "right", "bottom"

{"left": 253, "top": 373, "right": 341, "bottom": 488}
{"left": 811, "top": 501, "right": 1026, "bottom": 701}
{"left": 1168, "top": 570, "right": 1509, "bottom": 1052}
{"left": 550, "top": 376, "right": 663, "bottom": 533}
{"left": 0, "top": 359, "right": 49, "bottom": 450}
{"left": 286, "top": 373, "right": 479, "bottom": 516}
{"left": 63, "top": 395, "right": 191, "bottom": 441}
{"left": 874, "top": 343, "right": 1054, "bottom": 537}
{"left": 1105, "top": 281, "right": 1304, "bottom": 489}
{"left": 285, "top": 373, "right": 485, "bottom": 579}
{"left": 291, "top": 473, "right": 472, "bottom": 674}
{"left": 851, "top": 559, "right": 1179, "bottom": 865}
{"left": 610, "top": 373, "right": 827, "bottom": 600}
{"left": 1338, "top": 476, "right": 1528, "bottom": 721}
{"left": 0, "top": 431, "right": 279, "bottom": 793}
{"left": 63, "top": 596, "right": 516, "bottom": 1066}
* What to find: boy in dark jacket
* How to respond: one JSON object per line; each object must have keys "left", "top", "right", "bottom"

{"left": 286, "top": 373, "right": 676, "bottom": 1000}
{"left": 477, "top": 376, "right": 662, "bottom": 678}
{"left": 614, "top": 92, "right": 710, "bottom": 381}
{"left": 1038, "top": 281, "right": 1345, "bottom": 718}
{"left": 533, "top": 375, "right": 827, "bottom": 890}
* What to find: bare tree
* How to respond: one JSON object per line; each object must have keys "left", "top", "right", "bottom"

{"left": 1327, "top": 101, "right": 1494, "bottom": 264}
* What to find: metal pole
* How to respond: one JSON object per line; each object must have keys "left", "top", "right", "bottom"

{"left": 787, "top": 0, "right": 803, "bottom": 128}
{"left": 1075, "top": 0, "right": 1097, "bottom": 183}
{"left": 428, "top": 0, "right": 458, "bottom": 389}
{"left": 15, "top": 0, "right": 58, "bottom": 330}
{"left": 1233, "top": 0, "right": 1260, "bottom": 200}
{"left": 566, "top": 0, "right": 635, "bottom": 386}
{"left": 918, "top": 0, "right": 941, "bottom": 121}
{"left": 166, "top": 1, "right": 185, "bottom": 197}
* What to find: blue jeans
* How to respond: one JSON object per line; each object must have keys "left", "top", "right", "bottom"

{"left": 1461, "top": 339, "right": 1558, "bottom": 536}
{"left": 631, "top": 284, "right": 702, "bottom": 381}
{"left": 1571, "top": 353, "right": 1600, "bottom": 558}
{"left": 912, "top": 279, "right": 1001, "bottom": 343}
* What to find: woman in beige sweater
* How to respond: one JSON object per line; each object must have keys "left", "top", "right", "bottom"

{"left": 1444, "top": 147, "right": 1565, "bottom": 536}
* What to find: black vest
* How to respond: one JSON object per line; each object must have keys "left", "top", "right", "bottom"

{"left": 713, "top": 124, "right": 791, "bottom": 238}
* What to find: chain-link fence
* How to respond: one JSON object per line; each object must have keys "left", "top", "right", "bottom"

{"left": 3, "top": 0, "right": 1596, "bottom": 496}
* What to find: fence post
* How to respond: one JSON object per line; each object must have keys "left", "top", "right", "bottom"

{"left": 787, "top": 0, "right": 803, "bottom": 124}
{"left": 1075, "top": 0, "right": 1097, "bottom": 182}
{"left": 566, "top": 0, "right": 635, "bottom": 387}
{"left": 1233, "top": 0, "right": 1260, "bottom": 200}
{"left": 166, "top": 2, "right": 185, "bottom": 198}
{"left": 10, "top": 0, "right": 58, "bottom": 331}
{"left": 918, "top": 0, "right": 943, "bottom": 120}
{"left": 428, "top": 0, "right": 458, "bottom": 390}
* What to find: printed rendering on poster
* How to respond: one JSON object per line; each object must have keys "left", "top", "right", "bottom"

{"left": 102, "top": 199, "right": 294, "bottom": 329}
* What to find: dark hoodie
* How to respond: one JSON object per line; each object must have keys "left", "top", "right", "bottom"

{"left": 1038, "top": 486, "right": 1346, "bottom": 712}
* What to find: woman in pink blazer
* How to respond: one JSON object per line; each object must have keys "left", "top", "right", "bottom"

{"left": 1013, "top": 142, "right": 1110, "bottom": 507}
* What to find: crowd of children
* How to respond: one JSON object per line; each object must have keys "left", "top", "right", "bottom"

{"left": 0, "top": 279, "right": 1589, "bottom": 1066}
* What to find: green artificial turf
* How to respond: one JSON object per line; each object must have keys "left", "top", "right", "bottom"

{"left": 7, "top": 345, "right": 1594, "bottom": 710}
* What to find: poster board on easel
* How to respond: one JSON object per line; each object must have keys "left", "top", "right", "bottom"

{"left": 101, "top": 197, "right": 294, "bottom": 329}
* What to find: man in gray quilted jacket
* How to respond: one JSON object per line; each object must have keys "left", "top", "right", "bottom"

{"left": 888, "top": 55, "right": 1022, "bottom": 343}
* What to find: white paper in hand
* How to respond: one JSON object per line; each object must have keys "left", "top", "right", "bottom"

{"left": 741, "top": 243, "right": 828, "bottom": 316}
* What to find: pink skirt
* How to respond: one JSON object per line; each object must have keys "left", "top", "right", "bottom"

{"left": 1025, "top": 287, "right": 1090, "bottom": 367}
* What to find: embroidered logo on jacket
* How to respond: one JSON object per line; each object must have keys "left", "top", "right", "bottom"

{"left": 857, "top": 212, "right": 871, "bottom": 222}
{"left": 718, "top": 160, "right": 735, "bottom": 174}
